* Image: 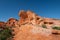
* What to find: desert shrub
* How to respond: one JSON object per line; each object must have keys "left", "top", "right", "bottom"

{"left": 42, "top": 24, "right": 47, "bottom": 28}
{"left": 0, "top": 26, "right": 13, "bottom": 40}
{"left": 52, "top": 26, "right": 60, "bottom": 30}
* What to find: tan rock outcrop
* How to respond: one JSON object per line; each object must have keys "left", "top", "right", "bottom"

{"left": 13, "top": 24, "right": 60, "bottom": 40}
{"left": 0, "top": 10, "right": 60, "bottom": 40}
{"left": 13, "top": 10, "right": 60, "bottom": 40}
{"left": 18, "top": 10, "right": 43, "bottom": 25}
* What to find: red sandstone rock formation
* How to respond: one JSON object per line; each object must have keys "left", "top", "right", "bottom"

{"left": 6, "top": 18, "right": 19, "bottom": 35}
{"left": 0, "top": 21, "right": 6, "bottom": 27}
{"left": 13, "top": 10, "right": 60, "bottom": 40}
{"left": 6, "top": 18, "right": 18, "bottom": 27}
{"left": 0, "top": 10, "right": 60, "bottom": 40}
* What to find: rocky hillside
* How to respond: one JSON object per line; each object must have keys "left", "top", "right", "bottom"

{"left": 0, "top": 10, "right": 60, "bottom": 40}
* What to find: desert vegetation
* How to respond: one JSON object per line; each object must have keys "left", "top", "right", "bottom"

{"left": 0, "top": 26, "right": 13, "bottom": 40}
{"left": 52, "top": 26, "right": 60, "bottom": 30}
{"left": 42, "top": 24, "right": 47, "bottom": 28}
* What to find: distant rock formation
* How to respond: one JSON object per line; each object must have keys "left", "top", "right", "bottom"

{"left": 0, "top": 10, "right": 60, "bottom": 40}
{"left": 6, "top": 18, "right": 18, "bottom": 27}
{"left": 0, "top": 21, "right": 6, "bottom": 27}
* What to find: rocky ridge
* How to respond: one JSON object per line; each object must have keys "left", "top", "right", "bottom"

{"left": 0, "top": 10, "right": 60, "bottom": 40}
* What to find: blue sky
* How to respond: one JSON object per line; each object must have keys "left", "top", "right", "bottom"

{"left": 0, "top": 0, "right": 60, "bottom": 22}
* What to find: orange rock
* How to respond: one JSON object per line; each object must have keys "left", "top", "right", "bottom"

{"left": 6, "top": 18, "right": 18, "bottom": 27}
{"left": 0, "top": 21, "right": 6, "bottom": 27}
{"left": 0, "top": 10, "right": 60, "bottom": 40}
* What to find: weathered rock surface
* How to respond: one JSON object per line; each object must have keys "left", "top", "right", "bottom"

{"left": 0, "top": 10, "right": 60, "bottom": 40}
{"left": 0, "top": 21, "right": 6, "bottom": 27}
{"left": 6, "top": 18, "right": 18, "bottom": 27}
{"left": 13, "top": 10, "right": 60, "bottom": 40}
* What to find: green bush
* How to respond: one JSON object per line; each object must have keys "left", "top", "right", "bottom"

{"left": 42, "top": 24, "right": 47, "bottom": 28}
{"left": 0, "top": 27, "right": 13, "bottom": 40}
{"left": 52, "top": 26, "right": 60, "bottom": 30}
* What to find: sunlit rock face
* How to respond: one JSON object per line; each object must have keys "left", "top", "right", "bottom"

{"left": 13, "top": 10, "right": 60, "bottom": 40}
{"left": 0, "top": 10, "right": 60, "bottom": 40}
{"left": 13, "top": 24, "right": 60, "bottom": 40}
{"left": 18, "top": 10, "right": 43, "bottom": 25}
